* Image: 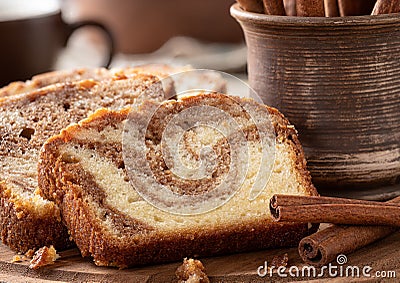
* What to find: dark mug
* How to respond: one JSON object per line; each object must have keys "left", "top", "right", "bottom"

{"left": 0, "top": 0, "right": 114, "bottom": 86}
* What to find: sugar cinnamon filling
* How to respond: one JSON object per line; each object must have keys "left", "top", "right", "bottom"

{"left": 143, "top": 96, "right": 262, "bottom": 197}
{"left": 55, "top": 112, "right": 309, "bottom": 234}
{"left": 58, "top": 158, "right": 151, "bottom": 236}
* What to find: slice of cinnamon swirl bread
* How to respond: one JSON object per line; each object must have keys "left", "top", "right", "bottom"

{"left": 39, "top": 93, "right": 318, "bottom": 268}
{"left": 0, "top": 64, "right": 226, "bottom": 98}
{"left": 0, "top": 74, "right": 165, "bottom": 253}
{"left": 0, "top": 68, "right": 111, "bottom": 98}
{"left": 0, "top": 65, "right": 177, "bottom": 98}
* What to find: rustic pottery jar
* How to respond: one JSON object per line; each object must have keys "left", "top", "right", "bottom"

{"left": 231, "top": 4, "right": 400, "bottom": 194}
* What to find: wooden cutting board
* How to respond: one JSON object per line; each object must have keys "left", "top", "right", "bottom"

{"left": 1, "top": 231, "right": 399, "bottom": 282}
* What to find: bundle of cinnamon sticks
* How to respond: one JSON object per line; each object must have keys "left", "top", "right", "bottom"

{"left": 270, "top": 194, "right": 400, "bottom": 266}
{"left": 236, "top": 0, "right": 400, "bottom": 17}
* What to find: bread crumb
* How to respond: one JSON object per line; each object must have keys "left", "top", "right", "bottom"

{"left": 25, "top": 249, "right": 35, "bottom": 258}
{"left": 12, "top": 254, "right": 29, "bottom": 263}
{"left": 11, "top": 248, "right": 36, "bottom": 263}
{"left": 175, "top": 258, "right": 210, "bottom": 283}
{"left": 271, "top": 253, "right": 289, "bottom": 268}
{"left": 29, "top": 245, "right": 60, "bottom": 270}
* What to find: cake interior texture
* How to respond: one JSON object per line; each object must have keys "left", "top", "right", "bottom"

{"left": 39, "top": 93, "right": 318, "bottom": 267}
{"left": 0, "top": 74, "right": 164, "bottom": 253}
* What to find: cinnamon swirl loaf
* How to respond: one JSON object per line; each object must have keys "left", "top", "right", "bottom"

{"left": 0, "top": 74, "right": 165, "bottom": 253}
{"left": 39, "top": 93, "right": 318, "bottom": 268}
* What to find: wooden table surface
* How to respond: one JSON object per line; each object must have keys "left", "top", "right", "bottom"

{"left": 1, "top": 230, "right": 399, "bottom": 282}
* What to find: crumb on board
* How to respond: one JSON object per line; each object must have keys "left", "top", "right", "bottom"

{"left": 270, "top": 253, "right": 289, "bottom": 269}
{"left": 175, "top": 258, "right": 210, "bottom": 283}
{"left": 25, "top": 249, "right": 35, "bottom": 258}
{"left": 12, "top": 254, "right": 29, "bottom": 263}
{"left": 11, "top": 249, "right": 36, "bottom": 263}
{"left": 29, "top": 245, "right": 60, "bottom": 270}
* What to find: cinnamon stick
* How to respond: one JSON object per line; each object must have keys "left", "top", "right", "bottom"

{"left": 372, "top": 0, "right": 400, "bottom": 15}
{"left": 299, "top": 224, "right": 397, "bottom": 267}
{"left": 262, "top": 0, "right": 286, "bottom": 15}
{"left": 270, "top": 194, "right": 400, "bottom": 226}
{"left": 296, "top": 0, "right": 325, "bottom": 17}
{"left": 298, "top": 196, "right": 400, "bottom": 267}
{"left": 284, "top": 0, "right": 297, "bottom": 16}
{"left": 236, "top": 0, "right": 264, "bottom": 13}
{"left": 324, "top": 0, "right": 339, "bottom": 17}
{"left": 338, "top": 0, "right": 376, "bottom": 16}
{"left": 271, "top": 194, "right": 400, "bottom": 207}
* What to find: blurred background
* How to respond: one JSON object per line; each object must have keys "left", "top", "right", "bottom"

{"left": 59, "top": 0, "right": 246, "bottom": 72}
{"left": 0, "top": 0, "right": 246, "bottom": 86}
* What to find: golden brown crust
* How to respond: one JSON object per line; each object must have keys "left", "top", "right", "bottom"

{"left": 0, "top": 185, "right": 73, "bottom": 253}
{"left": 39, "top": 93, "right": 318, "bottom": 268}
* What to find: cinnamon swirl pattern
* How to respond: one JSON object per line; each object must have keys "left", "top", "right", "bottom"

{"left": 39, "top": 76, "right": 317, "bottom": 267}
